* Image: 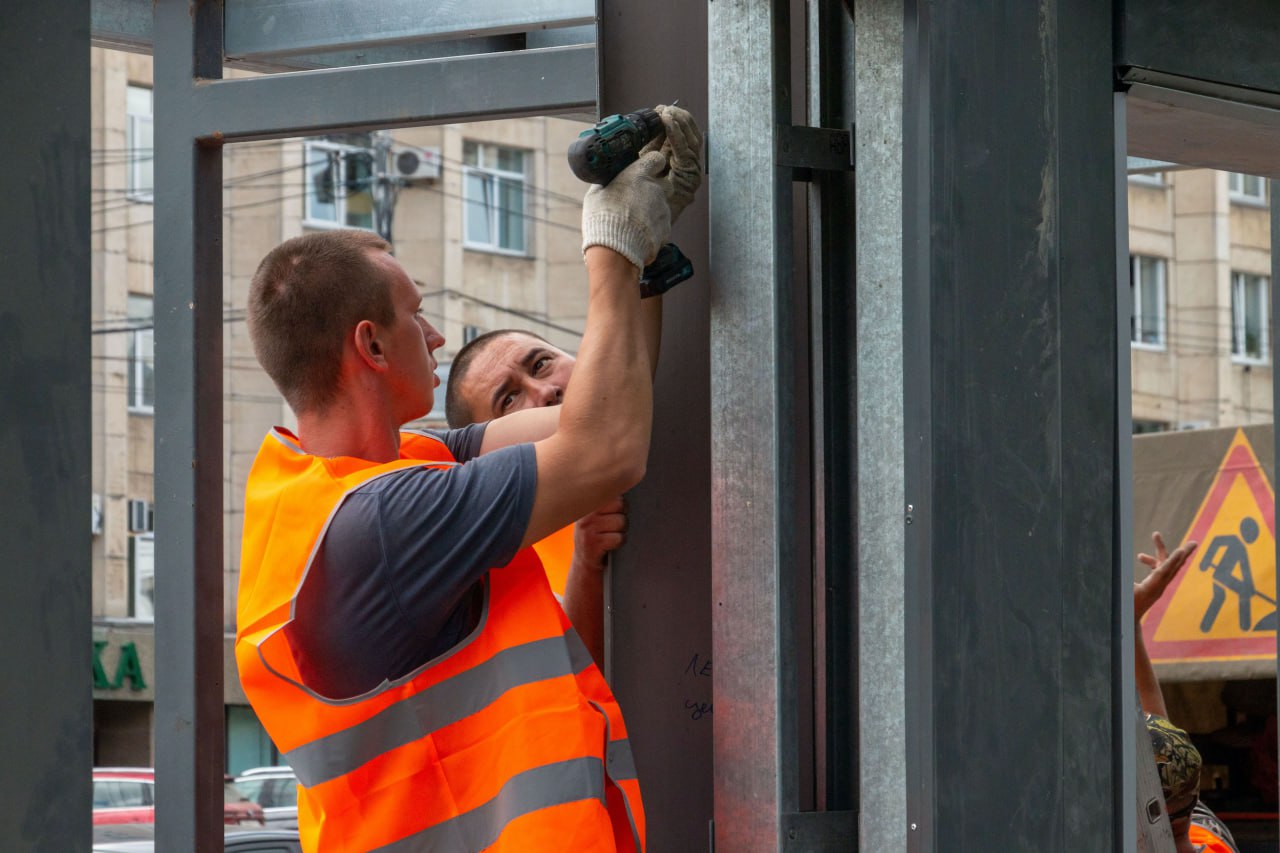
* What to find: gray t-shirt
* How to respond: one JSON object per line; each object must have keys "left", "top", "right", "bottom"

{"left": 285, "top": 424, "right": 538, "bottom": 698}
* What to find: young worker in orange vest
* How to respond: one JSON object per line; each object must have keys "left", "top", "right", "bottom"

{"left": 235, "top": 105, "right": 702, "bottom": 851}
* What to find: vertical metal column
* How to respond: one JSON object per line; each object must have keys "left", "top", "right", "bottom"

{"left": 0, "top": 0, "right": 91, "bottom": 848}
{"left": 597, "top": 1, "right": 714, "bottom": 849}
{"left": 853, "top": 0, "right": 909, "bottom": 847}
{"left": 708, "top": 0, "right": 800, "bottom": 848}
{"left": 902, "top": 1, "right": 1122, "bottom": 848}
{"left": 153, "top": 1, "right": 225, "bottom": 848}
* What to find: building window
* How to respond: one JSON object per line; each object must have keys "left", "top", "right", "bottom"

{"left": 1130, "top": 255, "right": 1166, "bottom": 349}
{"left": 226, "top": 706, "right": 282, "bottom": 775}
{"left": 126, "top": 85, "right": 153, "bottom": 202}
{"left": 127, "top": 295, "right": 154, "bottom": 413}
{"left": 462, "top": 324, "right": 485, "bottom": 345}
{"left": 1133, "top": 419, "right": 1170, "bottom": 435}
{"left": 463, "top": 141, "right": 528, "bottom": 255}
{"left": 1231, "top": 272, "right": 1269, "bottom": 363}
{"left": 304, "top": 140, "right": 376, "bottom": 230}
{"left": 129, "top": 533, "right": 155, "bottom": 621}
{"left": 1228, "top": 173, "right": 1269, "bottom": 205}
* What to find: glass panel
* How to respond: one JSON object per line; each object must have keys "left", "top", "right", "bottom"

{"left": 131, "top": 535, "right": 154, "bottom": 619}
{"left": 496, "top": 147, "right": 525, "bottom": 174}
{"left": 126, "top": 85, "right": 151, "bottom": 116}
{"left": 138, "top": 328, "right": 154, "bottom": 408}
{"left": 1245, "top": 276, "right": 1265, "bottom": 358}
{"left": 464, "top": 172, "right": 493, "bottom": 246}
{"left": 498, "top": 177, "right": 525, "bottom": 252}
{"left": 343, "top": 151, "right": 375, "bottom": 230}
{"left": 1140, "top": 258, "right": 1162, "bottom": 344}
{"left": 129, "top": 115, "right": 154, "bottom": 197}
{"left": 306, "top": 147, "right": 338, "bottom": 223}
{"left": 463, "top": 140, "right": 480, "bottom": 167}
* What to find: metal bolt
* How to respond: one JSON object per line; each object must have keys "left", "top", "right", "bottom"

{"left": 911, "top": 823, "right": 918, "bottom": 831}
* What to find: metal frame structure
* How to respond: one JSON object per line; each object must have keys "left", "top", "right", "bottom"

{"left": 8, "top": 0, "right": 1280, "bottom": 849}
{"left": 1, "top": 1, "right": 91, "bottom": 850}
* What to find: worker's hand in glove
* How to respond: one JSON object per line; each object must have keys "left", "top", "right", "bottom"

{"left": 642, "top": 104, "right": 704, "bottom": 224}
{"left": 581, "top": 150, "right": 672, "bottom": 270}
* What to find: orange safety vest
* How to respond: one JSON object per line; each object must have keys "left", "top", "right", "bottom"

{"left": 236, "top": 427, "right": 645, "bottom": 852}
{"left": 1188, "top": 824, "right": 1235, "bottom": 853}
{"left": 400, "top": 431, "right": 575, "bottom": 597}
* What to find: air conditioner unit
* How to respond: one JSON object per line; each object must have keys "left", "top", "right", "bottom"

{"left": 128, "top": 499, "right": 154, "bottom": 534}
{"left": 393, "top": 146, "right": 441, "bottom": 181}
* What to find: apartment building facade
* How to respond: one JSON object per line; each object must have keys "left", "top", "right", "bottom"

{"left": 1129, "top": 168, "right": 1273, "bottom": 432}
{"left": 90, "top": 47, "right": 591, "bottom": 769}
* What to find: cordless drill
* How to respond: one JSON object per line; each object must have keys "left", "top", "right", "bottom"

{"left": 569, "top": 108, "right": 694, "bottom": 299}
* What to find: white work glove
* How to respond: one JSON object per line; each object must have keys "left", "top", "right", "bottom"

{"left": 642, "top": 104, "right": 704, "bottom": 224}
{"left": 581, "top": 150, "right": 671, "bottom": 270}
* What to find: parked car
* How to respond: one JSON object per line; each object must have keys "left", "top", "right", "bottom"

{"left": 234, "top": 766, "right": 299, "bottom": 830}
{"left": 92, "top": 768, "right": 266, "bottom": 827}
{"left": 93, "top": 827, "right": 301, "bottom": 853}
{"left": 92, "top": 768, "right": 154, "bottom": 826}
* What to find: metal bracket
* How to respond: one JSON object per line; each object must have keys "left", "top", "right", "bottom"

{"left": 776, "top": 124, "right": 854, "bottom": 181}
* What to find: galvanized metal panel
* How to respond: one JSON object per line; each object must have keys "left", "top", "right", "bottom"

{"left": 152, "top": 1, "right": 227, "bottom": 849}
{"left": 855, "top": 0, "right": 907, "bottom": 846}
{"left": 596, "top": 0, "right": 712, "bottom": 849}
{"left": 903, "top": 1, "right": 1121, "bottom": 848}
{"left": 224, "top": 0, "right": 593, "bottom": 59}
{"left": 187, "top": 45, "right": 597, "bottom": 141}
{"left": 0, "top": 0, "right": 92, "bottom": 848}
{"left": 708, "top": 0, "right": 798, "bottom": 847}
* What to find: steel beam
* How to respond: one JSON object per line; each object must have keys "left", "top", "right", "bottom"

{"left": 708, "top": 0, "right": 799, "bottom": 848}
{"left": 225, "top": 0, "right": 592, "bottom": 60}
{"left": 152, "top": 1, "right": 226, "bottom": 849}
{"left": 903, "top": 1, "right": 1121, "bottom": 848}
{"left": 1119, "top": 0, "right": 1280, "bottom": 99}
{"left": 596, "top": 0, "right": 713, "bottom": 849}
{"left": 92, "top": 0, "right": 591, "bottom": 69}
{"left": 855, "top": 0, "right": 906, "bottom": 847}
{"left": 186, "top": 46, "right": 597, "bottom": 142}
{"left": 1126, "top": 83, "right": 1280, "bottom": 179}
{"left": 0, "top": 0, "right": 91, "bottom": 848}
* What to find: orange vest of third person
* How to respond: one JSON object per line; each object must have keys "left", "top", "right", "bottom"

{"left": 236, "top": 427, "right": 645, "bottom": 852}
{"left": 402, "top": 431, "right": 575, "bottom": 597}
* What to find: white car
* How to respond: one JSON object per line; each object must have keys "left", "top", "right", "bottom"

{"left": 233, "top": 767, "right": 299, "bottom": 830}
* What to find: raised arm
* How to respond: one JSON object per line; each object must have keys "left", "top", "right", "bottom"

{"left": 515, "top": 149, "right": 675, "bottom": 549}
{"left": 1135, "top": 532, "right": 1199, "bottom": 717}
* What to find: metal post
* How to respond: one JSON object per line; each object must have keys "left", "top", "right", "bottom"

{"left": 597, "top": 0, "right": 714, "bottom": 849}
{"left": 902, "top": 1, "right": 1121, "bottom": 847}
{"left": 854, "top": 0, "right": 908, "bottom": 847}
{"left": 0, "top": 0, "right": 91, "bottom": 848}
{"left": 152, "top": 1, "right": 225, "bottom": 849}
{"left": 708, "top": 0, "right": 799, "bottom": 848}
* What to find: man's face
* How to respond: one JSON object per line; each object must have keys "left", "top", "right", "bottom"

{"left": 460, "top": 332, "right": 576, "bottom": 423}
{"left": 373, "top": 252, "right": 444, "bottom": 422}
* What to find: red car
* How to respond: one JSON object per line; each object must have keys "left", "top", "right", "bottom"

{"left": 92, "top": 768, "right": 265, "bottom": 827}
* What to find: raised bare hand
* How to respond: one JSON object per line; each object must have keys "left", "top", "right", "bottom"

{"left": 1134, "top": 531, "right": 1198, "bottom": 622}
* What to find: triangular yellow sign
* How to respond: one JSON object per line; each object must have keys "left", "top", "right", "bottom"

{"left": 1143, "top": 429, "right": 1277, "bottom": 663}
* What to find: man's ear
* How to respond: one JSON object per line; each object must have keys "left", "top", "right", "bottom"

{"left": 352, "top": 320, "right": 388, "bottom": 371}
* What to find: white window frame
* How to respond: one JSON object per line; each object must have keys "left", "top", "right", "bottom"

{"left": 126, "top": 85, "right": 154, "bottom": 203}
{"left": 302, "top": 139, "right": 377, "bottom": 231}
{"left": 1130, "top": 255, "right": 1167, "bottom": 351}
{"left": 1228, "top": 172, "right": 1269, "bottom": 207}
{"left": 129, "top": 533, "right": 155, "bottom": 622}
{"left": 1127, "top": 171, "right": 1165, "bottom": 187}
{"left": 462, "top": 142, "right": 530, "bottom": 257}
{"left": 127, "top": 296, "right": 154, "bottom": 414}
{"left": 1231, "top": 271, "right": 1270, "bottom": 365}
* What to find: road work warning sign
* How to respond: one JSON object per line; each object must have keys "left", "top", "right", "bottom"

{"left": 1143, "top": 429, "right": 1277, "bottom": 664}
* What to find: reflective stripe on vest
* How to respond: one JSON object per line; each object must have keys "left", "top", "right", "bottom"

{"left": 237, "top": 427, "right": 645, "bottom": 852}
